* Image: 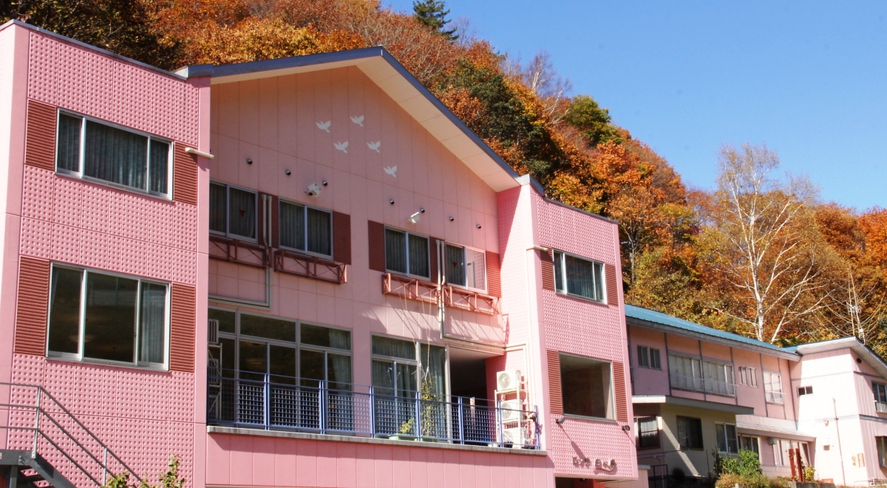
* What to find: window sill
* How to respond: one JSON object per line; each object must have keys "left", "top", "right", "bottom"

{"left": 57, "top": 171, "right": 172, "bottom": 202}
{"left": 553, "top": 291, "right": 606, "bottom": 305}
{"left": 46, "top": 355, "right": 169, "bottom": 373}
{"left": 562, "top": 414, "right": 617, "bottom": 424}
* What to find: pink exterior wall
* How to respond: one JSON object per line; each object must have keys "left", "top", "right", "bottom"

{"left": 0, "top": 23, "right": 208, "bottom": 486}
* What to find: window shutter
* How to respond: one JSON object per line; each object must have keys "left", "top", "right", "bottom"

{"left": 486, "top": 251, "right": 501, "bottom": 297}
{"left": 333, "top": 212, "right": 351, "bottom": 264}
{"left": 26, "top": 100, "right": 56, "bottom": 171}
{"left": 548, "top": 350, "right": 563, "bottom": 415}
{"left": 173, "top": 143, "right": 198, "bottom": 205}
{"left": 169, "top": 284, "right": 195, "bottom": 373}
{"left": 606, "top": 263, "right": 619, "bottom": 306}
{"left": 613, "top": 361, "right": 629, "bottom": 422}
{"left": 540, "top": 249, "right": 555, "bottom": 291}
{"left": 14, "top": 257, "right": 50, "bottom": 356}
{"left": 367, "top": 221, "right": 385, "bottom": 272}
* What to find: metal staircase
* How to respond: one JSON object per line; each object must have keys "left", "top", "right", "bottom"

{"left": 0, "top": 382, "right": 141, "bottom": 488}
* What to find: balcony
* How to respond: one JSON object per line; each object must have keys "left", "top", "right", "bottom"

{"left": 207, "top": 370, "right": 539, "bottom": 449}
{"left": 669, "top": 373, "right": 736, "bottom": 397}
{"left": 876, "top": 401, "right": 887, "bottom": 414}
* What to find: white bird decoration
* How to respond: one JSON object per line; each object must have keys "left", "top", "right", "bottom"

{"left": 384, "top": 166, "right": 397, "bottom": 178}
{"left": 316, "top": 121, "right": 331, "bottom": 133}
{"left": 350, "top": 115, "right": 365, "bottom": 127}
{"left": 334, "top": 141, "right": 349, "bottom": 153}
{"left": 367, "top": 141, "right": 381, "bottom": 153}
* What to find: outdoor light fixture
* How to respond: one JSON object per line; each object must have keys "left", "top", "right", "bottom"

{"left": 306, "top": 183, "right": 322, "bottom": 197}
{"left": 555, "top": 416, "right": 566, "bottom": 425}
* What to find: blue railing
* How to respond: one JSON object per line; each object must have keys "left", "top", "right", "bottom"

{"left": 207, "top": 371, "right": 539, "bottom": 449}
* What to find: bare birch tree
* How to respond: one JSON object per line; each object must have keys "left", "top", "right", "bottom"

{"left": 702, "top": 143, "right": 828, "bottom": 343}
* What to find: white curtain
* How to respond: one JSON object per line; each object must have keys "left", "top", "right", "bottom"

{"left": 139, "top": 283, "right": 167, "bottom": 364}
{"left": 84, "top": 120, "right": 148, "bottom": 190}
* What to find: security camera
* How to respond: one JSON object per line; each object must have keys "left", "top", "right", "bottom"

{"left": 306, "top": 183, "right": 322, "bottom": 197}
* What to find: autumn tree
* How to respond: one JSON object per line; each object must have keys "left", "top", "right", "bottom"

{"left": 698, "top": 144, "right": 828, "bottom": 343}
{"left": 412, "top": 0, "right": 457, "bottom": 41}
{"left": 562, "top": 95, "right": 621, "bottom": 148}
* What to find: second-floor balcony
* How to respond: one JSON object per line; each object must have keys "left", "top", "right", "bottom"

{"left": 207, "top": 370, "right": 539, "bottom": 450}
{"left": 670, "top": 373, "right": 736, "bottom": 397}
{"left": 876, "top": 401, "right": 887, "bottom": 414}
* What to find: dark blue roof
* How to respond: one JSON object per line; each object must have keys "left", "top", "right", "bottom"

{"left": 625, "top": 304, "right": 796, "bottom": 358}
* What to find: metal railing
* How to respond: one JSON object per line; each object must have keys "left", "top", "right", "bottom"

{"left": 669, "top": 373, "right": 736, "bottom": 396}
{"left": 207, "top": 371, "right": 539, "bottom": 449}
{"left": 0, "top": 382, "right": 142, "bottom": 487}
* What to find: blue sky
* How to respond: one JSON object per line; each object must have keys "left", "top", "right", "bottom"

{"left": 384, "top": 0, "right": 887, "bottom": 212}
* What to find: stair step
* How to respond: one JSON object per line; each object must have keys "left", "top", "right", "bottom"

{"left": 34, "top": 480, "right": 52, "bottom": 487}
{"left": 21, "top": 468, "right": 40, "bottom": 478}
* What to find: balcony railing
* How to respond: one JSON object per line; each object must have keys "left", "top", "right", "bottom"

{"left": 669, "top": 373, "right": 736, "bottom": 396}
{"left": 765, "top": 389, "right": 785, "bottom": 404}
{"left": 207, "top": 370, "right": 539, "bottom": 449}
{"left": 875, "top": 402, "right": 887, "bottom": 414}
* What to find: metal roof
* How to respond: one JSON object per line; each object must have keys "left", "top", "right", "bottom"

{"left": 625, "top": 305, "right": 799, "bottom": 360}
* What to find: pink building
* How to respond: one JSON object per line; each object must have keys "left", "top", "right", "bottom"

{"left": 0, "top": 21, "right": 636, "bottom": 488}
{"left": 628, "top": 305, "right": 887, "bottom": 486}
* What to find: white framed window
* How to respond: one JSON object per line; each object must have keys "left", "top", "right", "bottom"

{"left": 798, "top": 386, "right": 813, "bottom": 396}
{"left": 677, "top": 416, "right": 703, "bottom": 449}
{"left": 553, "top": 250, "right": 604, "bottom": 302}
{"left": 559, "top": 353, "right": 614, "bottom": 419}
{"left": 739, "top": 435, "right": 760, "bottom": 456}
{"left": 703, "top": 361, "right": 735, "bottom": 396}
{"left": 637, "top": 345, "right": 661, "bottom": 369}
{"left": 385, "top": 228, "right": 429, "bottom": 278}
{"left": 739, "top": 366, "right": 758, "bottom": 386}
{"left": 56, "top": 112, "right": 171, "bottom": 197}
{"left": 764, "top": 371, "right": 784, "bottom": 404}
{"left": 716, "top": 422, "right": 739, "bottom": 454}
{"left": 210, "top": 181, "right": 258, "bottom": 241}
{"left": 637, "top": 416, "right": 660, "bottom": 448}
{"left": 878, "top": 437, "right": 887, "bottom": 468}
{"left": 443, "top": 243, "right": 486, "bottom": 290}
{"left": 47, "top": 265, "right": 168, "bottom": 368}
{"left": 279, "top": 200, "right": 332, "bottom": 257}
{"left": 669, "top": 355, "right": 703, "bottom": 391}
{"left": 874, "top": 383, "right": 887, "bottom": 413}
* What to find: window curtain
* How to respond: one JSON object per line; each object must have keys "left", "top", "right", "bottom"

{"left": 420, "top": 345, "right": 446, "bottom": 399}
{"left": 328, "top": 330, "right": 352, "bottom": 391}
{"left": 565, "top": 254, "right": 595, "bottom": 298}
{"left": 385, "top": 229, "right": 407, "bottom": 273}
{"left": 445, "top": 245, "right": 465, "bottom": 286}
{"left": 228, "top": 187, "right": 256, "bottom": 239}
{"left": 148, "top": 139, "right": 169, "bottom": 194}
{"left": 84, "top": 120, "right": 148, "bottom": 190}
{"left": 138, "top": 283, "right": 166, "bottom": 364}
{"left": 209, "top": 184, "right": 227, "bottom": 233}
{"left": 280, "top": 202, "right": 305, "bottom": 250}
{"left": 307, "top": 208, "right": 332, "bottom": 255}
{"left": 57, "top": 114, "right": 82, "bottom": 172}
{"left": 408, "top": 234, "right": 429, "bottom": 277}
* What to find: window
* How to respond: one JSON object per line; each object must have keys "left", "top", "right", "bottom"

{"left": 739, "top": 435, "right": 760, "bottom": 456}
{"left": 47, "top": 266, "right": 167, "bottom": 368}
{"left": 764, "top": 372, "right": 784, "bottom": 404}
{"left": 637, "top": 346, "right": 661, "bottom": 369}
{"left": 798, "top": 386, "right": 813, "bottom": 396}
{"left": 669, "top": 355, "right": 703, "bottom": 391}
{"left": 703, "top": 361, "right": 735, "bottom": 396}
{"left": 637, "top": 417, "right": 660, "bottom": 448}
{"left": 739, "top": 366, "right": 758, "bottom": 386}
{"left": 559, "top": 353, "right": 613, "bottom": 419}
{"left": 716, "top": 423, "right": 739, "bottom": 454}
{"left": 210, "top": 182, "right": 257, "bottom": 240}
{"left": 878, "top": 437, "right": 887, "bottom": 468}
{"left": 385, "top": 228, "right": 429, "bottom": 278}
{"left": 57, "top": 112, "right": 171, "bottom": 196}
{"left": 279, "top": 201, "right": 332, "bottom": 256}
{"left": 444, "top": 243, "right": 486, "bottom": 290}
{"left": 553, "top": 251, "right": 604, "bottom": 302}
{"left": 874, "top": 383, "right": 887, "bottom": 413}
{"left": 676, "top": 416, "right": 703, "bottom": 450}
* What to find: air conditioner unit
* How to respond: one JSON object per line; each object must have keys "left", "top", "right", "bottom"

{"left": 496, "top": 370, "right": 522, "bottom": 393}
{"left": 208, "top": 319, "right": 220, "bottom": 344}
{"left": 500, "top": 400, "right": 523, "bottom": 422}
{"left": 502, "top": 427, "right": 524, "bottom": 446}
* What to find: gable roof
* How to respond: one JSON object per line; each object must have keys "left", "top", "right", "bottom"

{"left": 791, "top": 337, "right": 887, "bottom": 379}
{"left": 177, "top": 47, "right": 522, "bottom": 192}
{"left": 625, "top": 305, "right": 798, "bottom": 360}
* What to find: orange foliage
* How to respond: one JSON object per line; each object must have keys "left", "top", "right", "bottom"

{"left": 860, "top": 207, "right": 887, "bottom": 267}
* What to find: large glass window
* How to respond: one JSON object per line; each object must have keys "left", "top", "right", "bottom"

{"left": 444, "top": 244, "right": 486, "bottom": 290}
{"left": 638, "top": 417, "right": 660, "bottom": 448}
{"left": 764, "top": 371, "right": 784, "bottom": 404}
{"left": 279, "top": 201, "right": 332, "bottom": 256}
{"left": 57, "top": 113, "right": 170, "bottom": 196}
{"left": 637, "top": 345, "right": 661, "bottom": 369}
{"left": 677, "top": 416, "right": 703, "bottom": 450}
{"left": 874, "top": 383, "right": 887, "bottom": 413}
{"left": 553, "top": 251, "right": 604, "bottom": 302}
{"left": 210, "top": 182, "right": 257, "bottom": 240}
{"left": 669, "top": 355, "right": 703, "bottom": 391}
{"left": 559, "top": 353, "right": 613, "bottom": 419}
{"left": 703, "top": 361, "right": 735, "bottom": 396}
{"left": 385, "top": 228, "right": 429, "bottom": 278}
{"left": 48, "top": 266, "right": 168, "bottom": 367}
{"left": 739, "top": 435, "right": 760, "bottom": 457}
{"left": 716, "top": 422, "right": 739, "bottom": 454}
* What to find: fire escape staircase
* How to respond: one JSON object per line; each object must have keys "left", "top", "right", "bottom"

{"left": 0, "top": 383, "right": 141, "bottom": 488}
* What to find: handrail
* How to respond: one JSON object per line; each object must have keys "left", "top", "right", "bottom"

{"left": 0, "top": 382, "right": 143, "bottom": 486}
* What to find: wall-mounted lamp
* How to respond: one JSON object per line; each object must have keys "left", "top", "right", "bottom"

{"left": 306, "top": 183, "right": 322, "bottom": 197}
{"left": 407, "top": 211, "right": 422, "bottom": 224}
{"left": 448, "top": 216, "right": 455, "bottom": 222}
{"left": 389, "top": 199, "right": 395, "bottom": 205}
{"left": 476, "top": 224, "right": 482, "bottom": 229}
{"left": 246, "top": 158, "right": 253, "bottom": 165}
{"left": 621, "top": 424, "right": 631, "bottom": 431}
{"left": 285, "top": 169, "right": 292, "bottom": 176}
{"left": 555, "top": 416, "right": 566, "bottom": 425}
{"left": 322, "top": 180, "right": 328, "bottom": 186}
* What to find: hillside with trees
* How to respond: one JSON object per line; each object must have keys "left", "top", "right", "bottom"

{"left": 4, "top": 0, "right": 885, "bottom": 353}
